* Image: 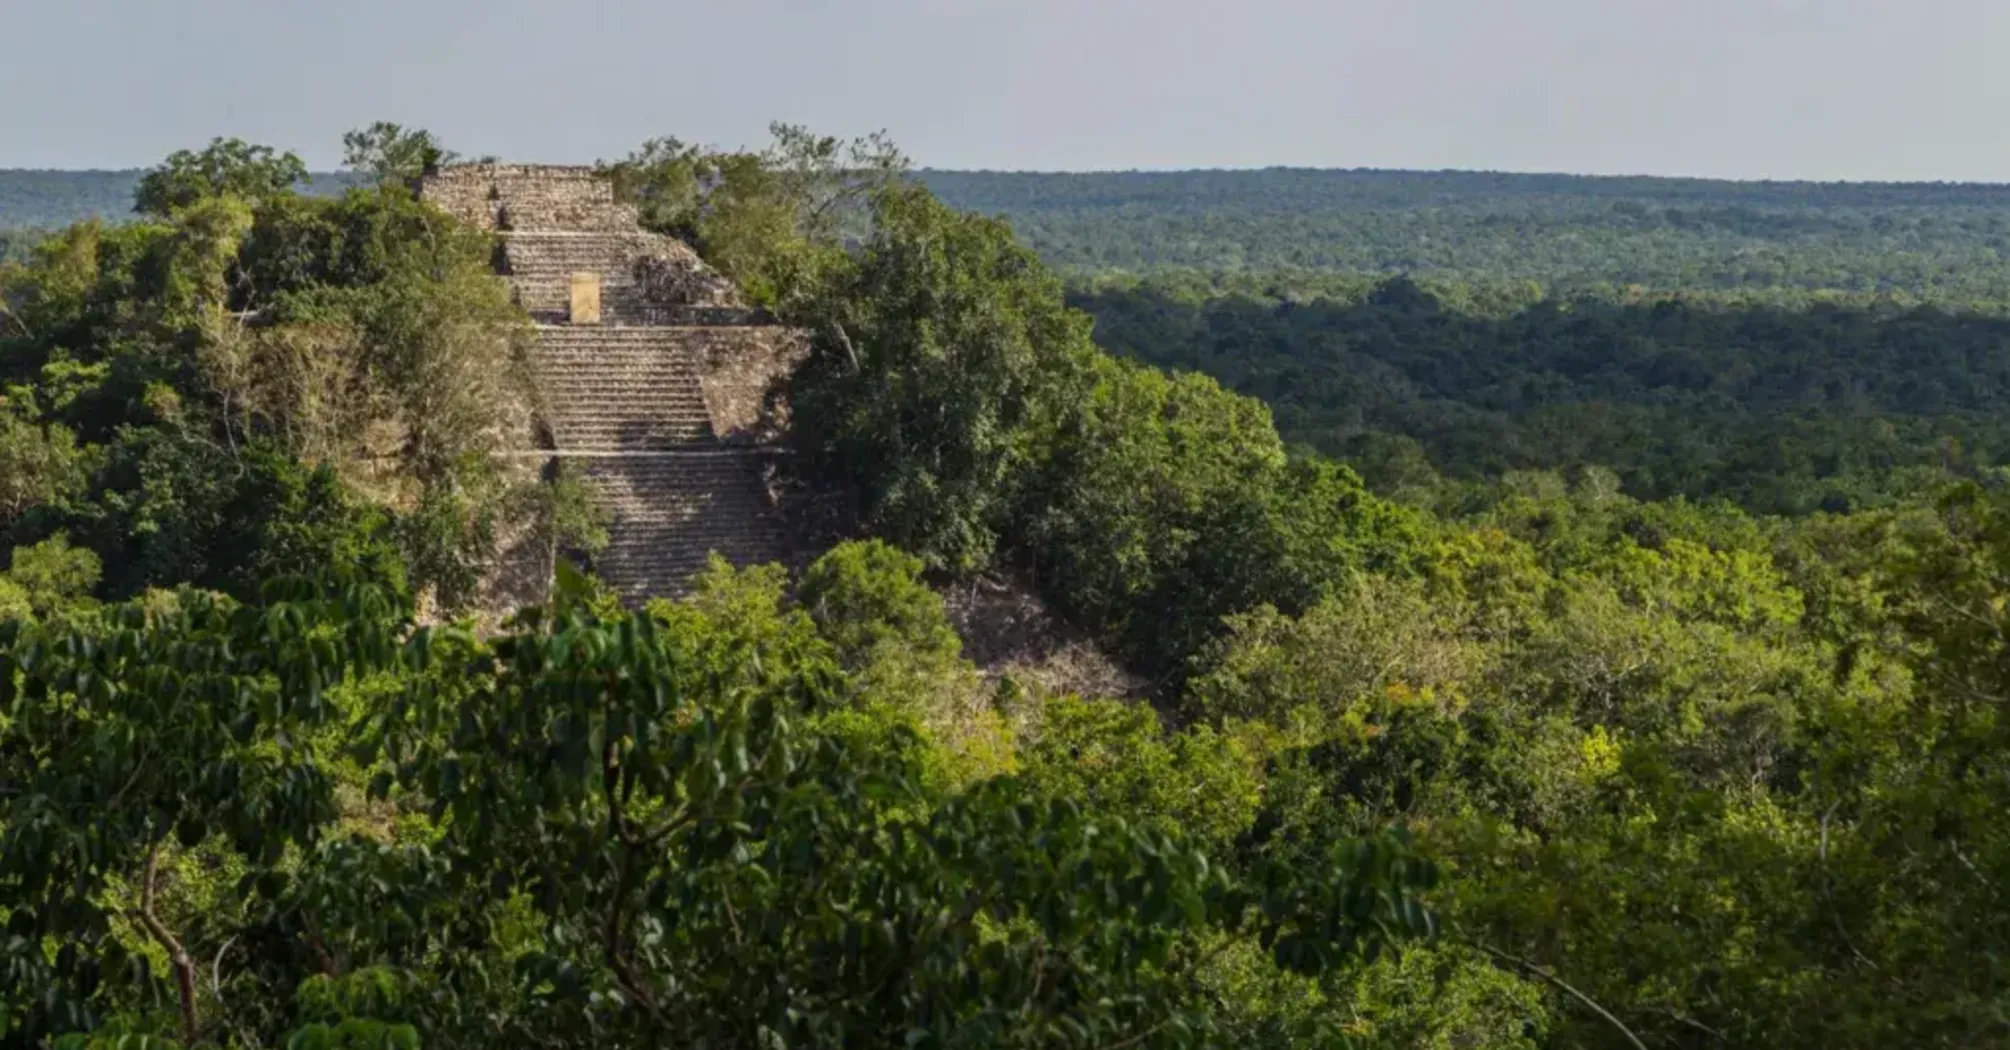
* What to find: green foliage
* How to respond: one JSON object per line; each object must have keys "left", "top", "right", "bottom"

{"left": 601, "top": 123, "right": 905, "bottom": 307}
{"left": 1019, "top": 695, "right": 1262, "bottom": 852}
{"left": 68, "top": 432, "right": 404, "bottom": 602}
{"left": 794, "top": 544, "right": 1012, "bottom": 788}
{"left": 1, "top": 573, "right": 1436, "bottom": 1048}
{"left": 793, "top": 184, "right": 1097, "bottom": 574}
{"left": 782, "top": 174, "right": 1427, "bottom": 681}
{"left": 0, "top": 579, "right": 405, "bottom": 1045}
{"left": 797, "top": 539, "right": 960, "bottom": 670}
{"left": 50, "top": 1021, "right": 183, "bottom": 1050}
{"left": 1016, "top": 357, "right": 1427, "bottom": 678}
{"left": 506, "top": 459, "right": 611, "bottom": 590}
{"left": 286, "top": 970, "right": 421, "bottom": 1050}
{"left": 1163, "top": 473, "right": 2010, "bottom": 1047}
{"left": 0, "top": 401, "right": 83, "bottom": 526}
{"left": 18, "top": 129, "right": 2010, "bottom": 1049}
{"left": 1, "top": 137, "right": 532, "bottom": 611}
{"left": 3, "top": 531, "right": 101, "bottom": 617}
{"left": 1077, "top": 277, "right": 2010, "bottom": 513}
{"left": 1, "top": 229, "right": 48, "bottom": 268}
{"left": 340, "top": 123, "right": 457, "bottom": 187}
{"left": 1188, "top": 576, "right": 1478, "bottom": 731}
{"left": 132, "top": 139, "right": 309, "bottom": 218}
{"left": 24, "top": 167, "right": 2010, "bottom": 300}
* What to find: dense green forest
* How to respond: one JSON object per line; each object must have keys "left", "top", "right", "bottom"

{"left": 5, "top": 130, "right": 2010, "bottom": 1049}
{"left": 1073, "top": 275, "right": 2010, "bottom": 514}
{"left": 926, "top": 169, "right": 2010, "bottom": 295}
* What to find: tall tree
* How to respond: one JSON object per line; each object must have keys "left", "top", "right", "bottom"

{"left": 132, "top": 139, "right": 308, "bottom": 217}
{"left": 341, "top": 123, "right": 459, "bottom": 186}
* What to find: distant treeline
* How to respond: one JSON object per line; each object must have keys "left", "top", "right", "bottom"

{"left": 926, "top": 167, "right": 2010, "bottom": 211}
{"left": 10, "top": 166, "right": 2010, "bottom": 295}
{"left": 0, "top": 169, "right": 157, "bottom": 227}
{"left": 0, "top": 169, "right": 359, "bottom": 228}
{"left": 924, "top": 169, "right": 2010, "bottom": 295}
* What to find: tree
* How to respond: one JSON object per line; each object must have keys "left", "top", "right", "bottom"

{"left": 0, "top": 404, "right": 82, "bottom": 526}
{"left": 133, "top": 139, "right": 308, "bottom": 217}
{"left": 341, "top": 123, "right": 458, "bottom": 186}
{"left": 4, "top": 155, "right": 533, "bottom": 611}
{"left": 793, "top": 184, "right": 1096, "bottom": 573}
{"left": 368, "top": 578, "right": 1440, "bottom": 1048}
{"left": 602, "top": 123, "right": 906, "bottom": 307}
{"left": 0, "top": 579, "right": 405, "bottom": 1045}
{"left": 796, "top": 538, "right": 960, "bottom": 671}
{"left": 3, "top": 532, "right": 101, "bottom": 616}
{"left": 1, "top": 572, "right": 1439, "bottom": 1048}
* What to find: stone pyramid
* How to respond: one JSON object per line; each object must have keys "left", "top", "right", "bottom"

{"left": 419, "top": 164, "right": 804, "bottom": 606}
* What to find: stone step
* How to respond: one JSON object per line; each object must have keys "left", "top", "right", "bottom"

{"left": 534, "top": 387, "right": 708, "bottom": 403}
{"left": 532, "top": 324, "right": 748, "bottom": 343}
{"left": 546, "top": 426, "right": 710, "bottom": 447}
{"left": 532, "top": 326, "right": 797, "bottom": 352}
{"left": 479, "top": 200, "right": 641, "bottom": 234}
{"left": 531, "top": 346, "right": 707, "bottom": 363}
{"left": 503, "top": 231, "right": 665, "bottom": 263}
{"left": 516, "top": 290, "right": 750, "bottom": 327}
{"left": 539, "top": 397, "right": 707, "bottom": 414}
{"left": 525, "top": 306, "right": 766, "bottom": 327}
{"left": 559, "top": 453, "right": 789, "bottom": 601}
{"left": 536, "top": 365, "right": 703, "bottom": 379}
{"left": 501, "top": 232, "right": 745, "bottom": 312}
{"left": 540, "top": 411, "right": 711, "bottom": 427}
{"left": 534, "top": 359, "right": 703, "bottom": 377}
{"left": 527, "top": 326, "right": 716, "bottom": 451}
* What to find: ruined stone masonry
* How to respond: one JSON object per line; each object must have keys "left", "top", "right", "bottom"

{"left": 419, "top": 164, "right": 805, "bottom": 606}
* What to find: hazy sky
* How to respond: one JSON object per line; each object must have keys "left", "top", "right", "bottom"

{"left": 4, "top": 0, "right": 2008, "bottom": 179}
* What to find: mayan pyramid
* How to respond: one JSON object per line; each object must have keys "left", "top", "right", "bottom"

{"left": 418, "top": 164, "right": 804, "bottom": 606}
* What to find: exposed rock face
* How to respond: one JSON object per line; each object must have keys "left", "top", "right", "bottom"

{"left": 420, "top": 164, "right": 806, "bottom": 608}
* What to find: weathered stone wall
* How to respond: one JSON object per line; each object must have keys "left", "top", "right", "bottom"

{"left": 502, "top": 232, "right": 747, "bottom": 321}
{"left": 694, "top": 327, "right": 810, "bottom": 444}
{"left": 633, "top": 251, "right": 746, "bottom": 310}
{"left": 419, "top": 165, "right": 637, "bottom": 232}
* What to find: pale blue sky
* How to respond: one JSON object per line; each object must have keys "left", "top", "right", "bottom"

{"left": 3, "top": 0, "right": 2008, "bottom": 179}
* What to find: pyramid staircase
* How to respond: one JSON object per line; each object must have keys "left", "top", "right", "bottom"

{"left": 419, "top": 165, "right": 801, "bottom": 605}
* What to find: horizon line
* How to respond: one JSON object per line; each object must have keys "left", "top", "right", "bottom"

{"left": 5, "top": 164, "right": 2010, "bottom": 190}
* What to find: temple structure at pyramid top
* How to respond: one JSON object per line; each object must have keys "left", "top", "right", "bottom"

{"left": 418, "top": 164, "right": 806, "bottom": 607}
